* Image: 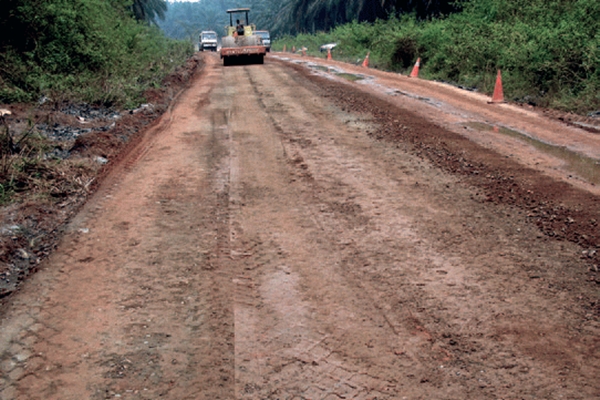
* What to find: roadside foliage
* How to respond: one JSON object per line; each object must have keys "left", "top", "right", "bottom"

{"left": 0, "top": 0, "right": 193, "bottom": 207}
{"left": 0, "top": 0, "right": 192, "bottom": 107}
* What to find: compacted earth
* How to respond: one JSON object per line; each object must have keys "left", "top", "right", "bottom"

{"left": 0, "top": 52, "right": 599, "bottom": 399}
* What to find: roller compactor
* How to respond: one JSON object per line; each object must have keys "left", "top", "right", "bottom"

{"left": 220, "top": 8, "right": 266, "bottom": 66}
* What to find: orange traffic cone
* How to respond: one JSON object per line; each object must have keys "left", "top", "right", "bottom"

{"left": 489, "top": 70, "right": 505, "bottom": 103}
{"left": 283, "top": 44, "right": 287, "bottom": 52}
{"left": 292, "top": 46, "right": 296, "bottom": 53}
{"left": 327, "top": 48, "right": 332, "bottom": 61}
{"left": 362, "top": 52, "right": 370, "bottom": 68}
{"left": 409, "top": 58, "right": 421, "bottom": 78}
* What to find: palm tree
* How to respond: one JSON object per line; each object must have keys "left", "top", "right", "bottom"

{"left": 131, "top": 0, "right": 168, "bottom": 25}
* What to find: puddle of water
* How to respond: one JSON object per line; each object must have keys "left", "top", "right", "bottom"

{"left": 308, "top": 65, "right": 364, "bottom": 81}
{"left": 310, "top": 65, "right": 331, "bottom": 72}
{"left": 387, "top": 89, "right": 430, "bottom": 102}
{"left": 335, "top": 73, "right": 364, "bottom": 82}
{"left": 467, "top": 122, "right": 600, "bottom": 185}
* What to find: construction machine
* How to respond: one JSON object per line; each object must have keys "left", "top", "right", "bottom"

{"left": 220, "top": 8, "right": 266, "bottom": 66}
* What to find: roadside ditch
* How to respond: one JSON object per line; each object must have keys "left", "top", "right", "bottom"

{"left": 0, "top": 55, "right": 204, "bottom": 301}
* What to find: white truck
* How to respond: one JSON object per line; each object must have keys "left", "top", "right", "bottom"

{"left": 199, "top": 31, "right": 218, "bottom": 52}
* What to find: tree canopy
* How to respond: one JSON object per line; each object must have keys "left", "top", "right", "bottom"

{"left": 0, "top": 0, "right": 191, "bottom": 105}
{"left": 132, "top": 0, "right": 169, "bottom": 25}
{"left": 159, "top": 0, "right": 457, "bottom": 39}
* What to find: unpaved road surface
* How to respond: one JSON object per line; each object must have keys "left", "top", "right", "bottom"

{"left": 1, "top": 53, "right": 599, "bottom": 399}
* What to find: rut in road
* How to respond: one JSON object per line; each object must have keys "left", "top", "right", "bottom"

{"left": 0, "top": 55, "right": 598, "bottom": 399}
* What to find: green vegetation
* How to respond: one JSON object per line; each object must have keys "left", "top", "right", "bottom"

{"left": 0, "top": 0, "right": 193, "bottom": 108}
{"left": 274, "top": 0, "right": 600, "bottom": 113}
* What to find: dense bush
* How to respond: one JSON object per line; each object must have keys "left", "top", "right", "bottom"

{"left": 275, "top": 0, "right": 600, "bottom": 113}
{"left": 0, "top": 0, "right": 193, "bottom": 107}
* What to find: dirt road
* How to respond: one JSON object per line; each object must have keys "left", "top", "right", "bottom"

{"left": 1, "top": 53, "right": 599, "bottom": 399}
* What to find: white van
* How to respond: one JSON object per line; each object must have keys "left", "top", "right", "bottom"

{"left": 199, "top": 31, "right": 218, "bottom": 52}
{"left": 254, "top": 31, "right": 271, "bottom": 52}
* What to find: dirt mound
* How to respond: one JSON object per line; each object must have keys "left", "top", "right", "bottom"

{"left": 541, "top": 108, "right": 600, "bottom": 134}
